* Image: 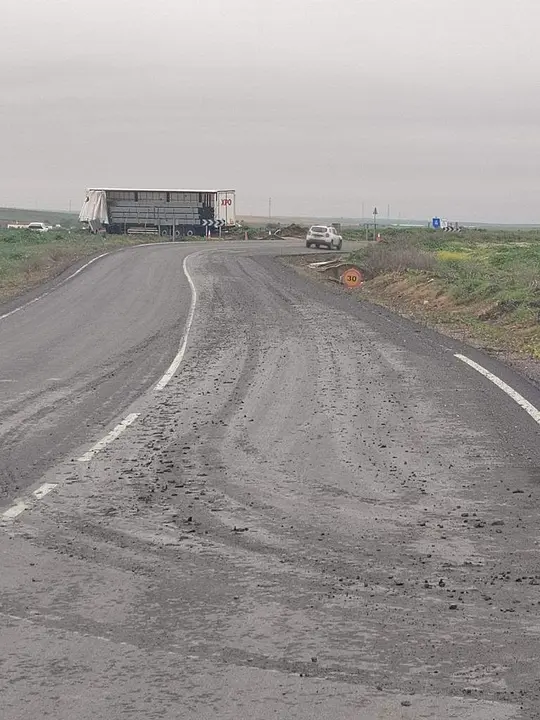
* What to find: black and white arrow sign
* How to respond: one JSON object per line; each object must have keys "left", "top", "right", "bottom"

{"left": 202, "top": 219, "right": 226, "bottom": 228}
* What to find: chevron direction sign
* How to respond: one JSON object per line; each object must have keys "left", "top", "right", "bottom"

{"left": 202, "top": 219, "right": 226, "bottom": 228}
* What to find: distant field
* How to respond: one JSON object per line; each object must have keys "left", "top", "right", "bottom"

{"left": 239, "top": 215, "right": 406, "bottom": 228}
{"left": 239, "top": 215, "right": 540, "bottom": 230}
{"left": 0, "top": 207, "right": 79, "bottom": 227}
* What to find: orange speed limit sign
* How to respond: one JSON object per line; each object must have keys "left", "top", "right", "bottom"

{"left": 341, "top": 267, "right": 363, "bottom": 288}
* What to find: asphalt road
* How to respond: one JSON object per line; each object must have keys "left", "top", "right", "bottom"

{"left": 0, "top": 239, "right": 294, "bottom": 499}
{"left": 1, "top": 237, "right": 540, "bottom": 719}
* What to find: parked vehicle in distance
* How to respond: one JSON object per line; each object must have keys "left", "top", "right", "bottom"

{"left": 27, "top": 222, "right": 51, "bottom": 232}
{"left": 306, "top": 225, "right": 343, "bottom": 250}
{"left": 6, "top": 222, "right": 51, "bottom": 232}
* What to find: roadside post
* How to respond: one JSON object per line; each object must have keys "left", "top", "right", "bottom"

{"left": 373, "top": 207, "right": 378, "bottom": 242}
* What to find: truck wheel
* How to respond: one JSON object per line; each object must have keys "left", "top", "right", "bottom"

{"left": 186, "top": 230, "right": 194, "bottom": 237}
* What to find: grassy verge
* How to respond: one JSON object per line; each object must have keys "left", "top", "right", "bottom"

{"left": 347, "top": 228, "right": 540, "bottom": 359}
{"left": 0, "top": 229, "right": 171, "bottom": 304}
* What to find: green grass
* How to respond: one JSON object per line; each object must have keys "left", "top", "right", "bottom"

{"left": 350, "top": 227, "right": 540, "bottom": 302}
{"left": 436, "top": 238, "right": 539, "bottom": 309}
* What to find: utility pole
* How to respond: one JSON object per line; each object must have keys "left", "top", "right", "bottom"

{"left": 269, "top": 197, "right": 272, "bottom": 221}
{"left": 373, "top": 207, "right": 378, "bottom": 241}
{"left": 361, "top": 201, "right": 365, "bottom": 221}
{"left": 387, "top": 204, "right": 390, "bottom": 220}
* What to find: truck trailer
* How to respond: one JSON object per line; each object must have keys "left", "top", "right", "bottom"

{"left": 79, "top": 188, "right": 236, "bottom": 237}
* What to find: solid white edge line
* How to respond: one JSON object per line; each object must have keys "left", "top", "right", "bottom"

{"left": 154, "top": 253, "right": 198, "bottom": 391}
{"left": 33, "top": 483, "right": 58, "bottom": 500}
{"left": 455, "top": 353, "right": 540, "bottom": 425}
{"left": 0, "top": 252, "right": 111, "bottom": 321}
{"left": 2, "top": 502, "right": 28, "bottom": 520}
{"left": 77, "top": 413, "right": 140, "bottom": 462}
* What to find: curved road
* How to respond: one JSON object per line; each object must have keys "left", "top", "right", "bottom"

{"left": 1, "top": 238, "right": 540, "bottom": 719}
{"left": 0, "top": 243, "right": 202, "bottom": 499}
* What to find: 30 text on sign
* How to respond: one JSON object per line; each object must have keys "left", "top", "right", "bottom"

{"left": 341, "top": 267, "right": 363, "bottom": 288}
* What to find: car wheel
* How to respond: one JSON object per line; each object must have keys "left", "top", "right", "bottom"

{"left": 306, "top": 242, "right": 312, "bottom": 248}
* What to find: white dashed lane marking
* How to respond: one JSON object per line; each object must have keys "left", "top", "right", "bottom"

{"left": 1, "top": 249, "right": 201, "bottom": 522}
{"left": 2, "top": 502, "right": 28, "bottom": 520}
{"left": 33, "top": 483, "right": 58, "bottom": 500}
{"left": 77, "top": 413, "right": 140, "bottom": 462}
{"left": 77, "top": 251, "right": 199, "bottom": 461}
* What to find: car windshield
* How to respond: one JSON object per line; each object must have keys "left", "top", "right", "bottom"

{"left": 312, "top": 226, "right": 328, "bottom": 233}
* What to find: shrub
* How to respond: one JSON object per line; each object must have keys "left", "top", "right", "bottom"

{"left": 353, "top": 241, "right": 437, "bottom": 278}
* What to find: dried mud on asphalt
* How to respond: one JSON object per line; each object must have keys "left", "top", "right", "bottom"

{"left": 2, "top": 248, "right": 540, "bottom": 718}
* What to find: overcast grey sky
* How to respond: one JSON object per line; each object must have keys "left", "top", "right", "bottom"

{"left": 2, "top": 0, "right": 539, "bottom": 222}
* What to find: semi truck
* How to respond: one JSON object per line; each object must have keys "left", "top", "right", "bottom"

{"left": 79, "top": 188, "right": 236, "bottom": 237}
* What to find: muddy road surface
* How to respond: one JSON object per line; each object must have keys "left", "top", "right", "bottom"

{"left": 1, "top": 238, "right": 540, "bottom": 719}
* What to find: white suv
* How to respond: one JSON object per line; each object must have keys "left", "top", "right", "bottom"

{"left": 306, "top": 225, "right": 343, "bottom": 250}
